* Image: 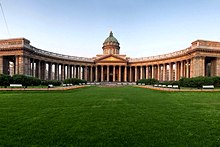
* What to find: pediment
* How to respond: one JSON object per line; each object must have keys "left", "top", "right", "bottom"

{"left": 95, "top": 54, "right": 127, "bottom": 63}
{"left": 102, "top": 56, "right": 123, "bottom": 61}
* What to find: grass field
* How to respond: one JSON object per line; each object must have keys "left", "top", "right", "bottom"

{"left": 0, "top": 86, "right": 220, "bottom": 146}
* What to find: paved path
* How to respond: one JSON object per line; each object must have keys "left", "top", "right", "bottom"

{"left": 138, "top": 85, "right": 220, "bottom": 92}
{"left": 0, "top": 85, "right": 86, "bottom": 91}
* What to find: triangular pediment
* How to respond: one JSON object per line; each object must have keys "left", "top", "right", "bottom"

{"left": 102, "top": 56, "right": 123, "bottom": 61}
{"left": 95, "top": 54, "right": 127, "bottom": 63}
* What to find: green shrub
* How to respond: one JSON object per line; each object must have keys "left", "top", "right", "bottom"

{"left": 41, "top": 80, "right": 61, "bottom": 86}
{"left": 159, "top": 81, "right": 179, "bottom": 86}
{"left": 136, "top": 78, "right": 159, "bottom": 85}
{"left": 179, "top": 76, "right": 214, "bottom": 88}
{"left": 0, "top": 74, "right": 11, "bottom": 87}
{"left": 12, "top": 75, "right": 41, "bottom": 86}
{"left": 211, "top": 76, "right": 220, "bottom": 87}
{"left": 63, "top": 78, "right": 87, "bottom": 85}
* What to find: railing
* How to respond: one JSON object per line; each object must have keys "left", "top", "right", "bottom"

{"left": 128, "top": 47, "right": 191, "bottom": 62}
{"left": 29, "top": 46, "right": 94, "bottom": 62}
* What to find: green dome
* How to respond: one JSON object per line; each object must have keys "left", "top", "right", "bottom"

{"left": 104, "top": 31, "right": 119, "bottom": 44}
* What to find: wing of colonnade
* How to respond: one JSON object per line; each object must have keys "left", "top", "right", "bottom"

{"left": 1, "top": 38, "right": 220, "bottom": 82}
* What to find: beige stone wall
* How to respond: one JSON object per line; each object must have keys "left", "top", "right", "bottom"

{"left": 0, "top": 56, "right": 3, "bottom": 74}
{"left": 191, "top": 56, "right": 205, "bottom": 77}
{"left": 215, "top": 58, "right": 220, "bottom": 76}
{"left": 16, "top": 55, "right": 24, "bottom": 75}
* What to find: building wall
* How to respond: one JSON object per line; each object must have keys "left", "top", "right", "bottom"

{"left": 1, "top": 38, "right": 220, "bottom": 82}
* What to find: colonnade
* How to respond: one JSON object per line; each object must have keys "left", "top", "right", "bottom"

{"left": 2, "top": 54, "right": 220, "bottom": 82}
{"left": 26, "top": 58, "right": 192, "bottom": 82}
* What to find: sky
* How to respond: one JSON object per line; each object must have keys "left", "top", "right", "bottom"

{"left": 0, "top": 0, "right": 220, "bottom": 58}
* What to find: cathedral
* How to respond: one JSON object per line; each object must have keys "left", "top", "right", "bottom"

{"left": 1, "top": 31, "right": 220, "bottom": 82}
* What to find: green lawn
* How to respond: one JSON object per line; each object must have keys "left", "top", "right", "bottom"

{"left": 0, "top": 86, "right": 220, "bottom": 146}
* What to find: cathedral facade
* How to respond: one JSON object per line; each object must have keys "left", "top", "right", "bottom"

{"left": 1, "top": 32, "right": 220, "bottom": 82}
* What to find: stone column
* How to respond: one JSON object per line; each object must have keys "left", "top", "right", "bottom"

{"left": 101, "top": 65, "right": 104, "bottom": 82}
{"left": 175, "top": 62, "right": 178, "bottom": 81}
{"left": 124, "top": 66, "right": 127, "bottom": 82}
{"left": 72, "top": 65, "right": 75, "bottom": 78}
{"left": 152, "top": 65, "right": 154, "bottom": 79}
{"left": 48, "top": 62, "right": 52, "bottom": 80}
{"left": 39, "top": 61, "right": 42, "bottom": 80}
{"left": 135, "top": 66, "right": 137, "bottom": 82}
{"left": 107, "top": 65, "right": 109, "bottom": 82}
{"left": 26, "top": 56, "right": 31, "bottom": 76}
{"left": 61, "top": 64, "right": 64, "bottom": 81}
{"left": 67, "top": 65, "right": 70, "bottom": 79}
{"left": 70, "top": 65, "right": 73, "bottom": 78}
{"left": 31, "top": 59, "right": 35, "bottom": 77}
{"left": 15, "top": 55, "right": 22, "bottom": 74}
{"left": 113, "top": 65, "right": 115, "bottom": 82}
{"left": 95, "top": 66, "right": 98, "bottom": 82}
{"left": 186, "top": 60, "right": 190, "bottom": 78}
{"left": 75, "top": 65, "right": 78, "bottom": 78}
{"left": 41, "top": 61, "right": 46, "bottom": 80}
{"left": 90, "top": 66, "right": 93, "bottom": 82}
{"left": 54, "top": 63, "right": 59, "bottom": 80}
{"left": 189, "top": 59, "right": 193, "bottom": 78}
{"left": 157, "top": 65, "right": 160, "bottom": 80}
{"left": 84, "top": 66, "right": 88, "bottom": 80}
{"left": 163, "top": 64, "right": 166, "bottom": 81}
{"left": 129, "top": 66, "right": 132, "bottom": 82}
{"left": 0, "top": 56, "right": 3, "bottom": 74}
{"left": 37, "top": 60, "right": 41, "bottom": 79}
{"left": 146, "top": 66, "right": 149, "bottom": 79}
{"left": 140, "top": 66, "right": 143, "bottom": 80}
{"left": 216, "top": 58, "right": 220, "bottom": 76}
{"left": 169, "top": 63, "right": 173, "bottom": 81}
{"left": 180, "top": 61, "right": 183, "bottom": 78}
{"left": 119, "top": 66, "right": 121, "bottom": 82}
{"left": 78, "top": 65, "right": 82, "bottom": 79}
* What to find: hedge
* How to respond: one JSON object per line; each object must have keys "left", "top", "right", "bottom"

{"left": 136, "top": 78, "right": 159, "bottom": 85}
{"left": 12, "top": 74, "right": 41, "bottom": 86}
{"left": 0, "top": 74, "right": 12, "bottom": 86}
{"left": 63, "top": 78, "right": 87, "bottom": 85}
{"left": 41, "top": 80, "right": 62, "bottom": 86}
{"left": 179, "top": 76, "right": 219, "bottom": 88}
{"left": 158, "top": 81, "right": 179, "bottom": 86}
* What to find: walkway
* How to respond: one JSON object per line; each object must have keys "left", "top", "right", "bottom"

{"left": 0, "top": 85, "right": 86, "bottom": 91}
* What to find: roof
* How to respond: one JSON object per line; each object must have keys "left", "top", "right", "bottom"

{"left": 103, "top": 31, "right": 119, "bottom": 44}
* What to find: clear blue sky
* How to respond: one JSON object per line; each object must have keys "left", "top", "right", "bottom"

{"left": 0, "top": 0, "right": 220, "bottom": 58}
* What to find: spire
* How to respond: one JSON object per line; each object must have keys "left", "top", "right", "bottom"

{"left": 109, "top": 31, "right": 113, "bottom": 37}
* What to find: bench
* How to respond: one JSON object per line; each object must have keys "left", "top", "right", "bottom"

{"left": 202, "top": 85, "right": 214, "bottom": 89}
{"left": 172, "top": 85, "right": 179, "bottom": 89}
{"left": 10, "top": 84, "right": 23, "bottom": 87}
{"left": 167, "top": 85, "right": 173, "bottom": 88}
{"left": 48, "top": 84, "right": 54, "bottom": 88}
